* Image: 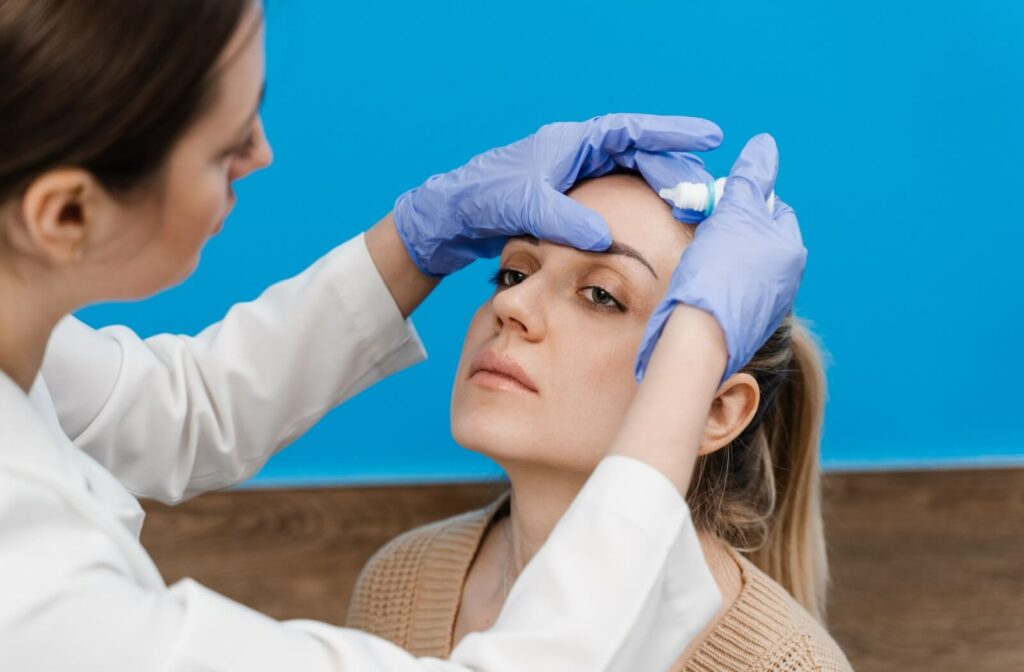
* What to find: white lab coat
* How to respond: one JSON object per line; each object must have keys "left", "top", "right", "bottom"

{"left": 0, "top": 233, "right": 722, "bottom": 671}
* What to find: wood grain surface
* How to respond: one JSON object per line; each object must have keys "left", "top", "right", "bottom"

{"left": 140, "top": 468, "right": 1024, "bottom": 671}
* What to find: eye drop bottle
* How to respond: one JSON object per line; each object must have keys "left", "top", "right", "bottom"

{"left": 659, "top": 177, "right": 776, "bottom": 218}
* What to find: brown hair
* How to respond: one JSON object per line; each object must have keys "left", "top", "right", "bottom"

{"left": 0, "top": 0, "right": 254, "bottom": 203}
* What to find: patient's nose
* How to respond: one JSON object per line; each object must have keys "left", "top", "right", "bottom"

{"left": 491, "top": 277, "right": 546, "bottom": 342}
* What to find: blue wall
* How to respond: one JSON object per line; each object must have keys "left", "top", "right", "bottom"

{"left": 79, "top": 0, "right": 1024, "bottom": 483}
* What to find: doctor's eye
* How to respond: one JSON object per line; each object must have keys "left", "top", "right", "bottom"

{"left": 232, "top": 131, "right": 257, "bottom": 159}
{"left": 489, "top": 268, "right": 528, "bottom": 289}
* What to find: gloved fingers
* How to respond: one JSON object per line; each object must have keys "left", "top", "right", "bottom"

{"left": 568, "top": 133, "right": 622, "bottom": 181}
{"left": 610, "top": 147, "right": 639, "bottom": 171}
{"left": 580, "top": 154, "right": 625, "bottom": 181}
{"left": 771, "top": 194, "right": 792, "bottom": 218}
{"left": 719, "top": 133, "right": 779, "bottom": 211}
{"left": 547, "top": 121, "right": 619, "bottom": 188}
{"left": 631, "top": 150, "right": 715, "bottom": 223}
{"left": 631, "top": 150, "right": 711, "bottom": 190}
{"left": 771, "top": 195, "right": 805, "bottom": 247}
{"left": 590, "top": 113, "right": 724, "bottom": 155}
{"left": 529, "top": 187, "right": 613, "bottom": 252}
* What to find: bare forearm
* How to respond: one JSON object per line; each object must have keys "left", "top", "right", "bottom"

{"left": 364, "top": 212, "right": 440, "bottom": 318}
{"left": 609, "top": 304, "right": 728, "bottom": 492}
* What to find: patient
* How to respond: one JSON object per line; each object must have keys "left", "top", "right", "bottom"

{"left": 346, "top": 173, "right": 853, "bottom": 670}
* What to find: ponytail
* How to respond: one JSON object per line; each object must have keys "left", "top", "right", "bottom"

{"left": 686, "top": 314, "right": 832, "bottom": 624}
{"left": 746, "top": 319, "right": 829, "bottom": 622}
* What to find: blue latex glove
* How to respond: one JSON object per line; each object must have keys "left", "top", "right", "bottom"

{"left": 634, "top": 134, "right": 807, "bottom": 385}
{"left": 393, "top": 114, "right": 723, "bottom": 277}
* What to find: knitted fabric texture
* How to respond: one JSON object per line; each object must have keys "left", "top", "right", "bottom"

{"left": 346, "top": 495, "right": 853, "bottom": 671}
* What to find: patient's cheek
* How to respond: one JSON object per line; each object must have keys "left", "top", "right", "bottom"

{"left": 578, "top": 328, "right": 640, "bottom": 387}
{"left": 559, "top": 335, "right": 640, "bottom": 440}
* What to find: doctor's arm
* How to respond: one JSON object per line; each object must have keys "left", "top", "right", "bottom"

{"left": 363, "top": 212, "right": 438, "bottom": 318}
{"left": 0, "top": 436, "right": 718, "bottom": 672}
{"left": 40, "top": 113, "right": 724, "bottom": 504}
{"left": 42, "top": 222, "right": 426, "bottom": 504}
{"left": 11, "top": 205, "right": 731, "bottom": 672}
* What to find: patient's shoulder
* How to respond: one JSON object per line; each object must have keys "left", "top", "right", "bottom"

{"left": 750, "top": 577, "right": 853, "bottom": 672}
{"left": 345, "top": 496, "right": 506, "bottom": 654}
{"left": 685, "top": 551, "right": 853, "bottom": 672}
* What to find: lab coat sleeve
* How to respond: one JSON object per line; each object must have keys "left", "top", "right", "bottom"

{"left": 41, "top": 233, "right": 427, "bottom": 503}
{"left": 0, "top": 456, "right": 721, "bottom": 672}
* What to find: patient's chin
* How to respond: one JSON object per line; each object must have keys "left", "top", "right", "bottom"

{"left": 450, "top": 405, "right": 546, "bottom": 464}
{"left": 450, "top": 406, "right": 607, "bottom": 476}
{"left": 452, "top": 410, "right": 519, "bottom": 450}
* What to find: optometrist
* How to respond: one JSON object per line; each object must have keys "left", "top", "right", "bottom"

{"left": 0, "top": 1, "right": 808, "bottom": 671}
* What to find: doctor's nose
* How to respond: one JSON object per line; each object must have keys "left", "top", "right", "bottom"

{"left": 229, "top": 116, "right": 273, "bottom": 182}
{"left": 490, "top": 273, "right": 547, "bottom": 343}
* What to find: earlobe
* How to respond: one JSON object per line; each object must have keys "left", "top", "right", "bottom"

{"left": 698, "top": 372, "right": 761, "bottom": 456}
{"left": 20, "top": 169, "right": 97, "bottom": 264}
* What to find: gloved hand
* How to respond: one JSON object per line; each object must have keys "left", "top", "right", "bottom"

{"left": 634, "top": 134, "right": 807, "bottom": 386}
{"left": 618, "top": 149, "right": 715, "bottom": 224}
{"left": 393, "top": 113, "right": 723, "bottom": 277}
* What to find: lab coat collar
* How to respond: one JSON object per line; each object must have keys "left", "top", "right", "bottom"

{"left": 0, "top": 369, "right": 80, "bottom": 484}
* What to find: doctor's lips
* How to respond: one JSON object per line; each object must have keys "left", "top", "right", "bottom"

{"left": 468, "top": 350, "right": 539, "bottom": 394}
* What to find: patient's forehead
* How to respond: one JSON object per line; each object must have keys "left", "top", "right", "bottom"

{"left": 566, "top": 173, "right": 692, "bottom": 279}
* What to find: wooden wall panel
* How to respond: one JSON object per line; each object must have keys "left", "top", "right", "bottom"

{"left": 140, "top": 469, "right": 1024, "bottom": 671}
{"left": 141, "top": 482, "right": 503, "bottom": 626}
{"left": 821, "top": 468, "right": 1024, "bottom": 671}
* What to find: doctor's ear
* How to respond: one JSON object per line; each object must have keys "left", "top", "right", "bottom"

{"left": 18, "top": 168, "right": 111, "bottom": 265}
{"left": 698, "top": 372, "right": 761, "bottom": 456}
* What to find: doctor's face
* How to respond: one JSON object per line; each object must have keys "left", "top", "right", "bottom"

{"left": 450, "top": 174, "right": 694, "bottom": 475}
{"left": 97, "top": 1, "right": 273, "bottom": 299}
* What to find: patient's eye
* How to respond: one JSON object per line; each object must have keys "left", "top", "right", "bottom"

{"left": 489, "top": 266, "right": 626, "bottom": 315}
{"left": 489, "top": 268, "right": 527, "bottom": 288}
{"left": 581, "top": 286, "right": 625, "bottom": 313}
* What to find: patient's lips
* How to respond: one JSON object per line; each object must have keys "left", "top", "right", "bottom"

{"left": 469, "top": 349, "right": 539, "bottom": 395}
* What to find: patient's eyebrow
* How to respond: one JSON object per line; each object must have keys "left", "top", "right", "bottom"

{"left": 516, "top": 235, "right": 658, "bottom": 279}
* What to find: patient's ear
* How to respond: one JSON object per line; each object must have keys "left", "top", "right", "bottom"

{"left": 699, "top": 373, "right": 760, "bottom": 456}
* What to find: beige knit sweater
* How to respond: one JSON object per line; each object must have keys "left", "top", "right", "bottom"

{"left": 346, "top": 494, "right": 853, "bottom": 671}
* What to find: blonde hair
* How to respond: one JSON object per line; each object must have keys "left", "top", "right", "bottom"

{"left": 685, "top": 312, "right": 831, "bottom": 623}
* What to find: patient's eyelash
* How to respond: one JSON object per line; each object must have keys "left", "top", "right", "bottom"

{"left": 581, "top": 286, "right": 626, "bottom": 313}
{"left": 489, "top": 267, "right": 626, "bottom": 314}
{"left": 489, "top": 267, "right": 527, "bottom": 288}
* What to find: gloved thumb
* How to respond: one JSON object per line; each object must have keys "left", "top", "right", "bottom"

{"left": 719, "top": 133, "right": 779, "bottom": 210}
{"left": 532, "top": 187, "right": 612, "bottom": 252}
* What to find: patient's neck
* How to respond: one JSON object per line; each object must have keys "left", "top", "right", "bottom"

{"left": 498, "top": 461, "right": 742, "bottom": 596}
{"left": 454, "top": 461, "right": 744, "bottom": 650}
{"left": 502, "top": 463, "right": 589, "bottom": 579}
